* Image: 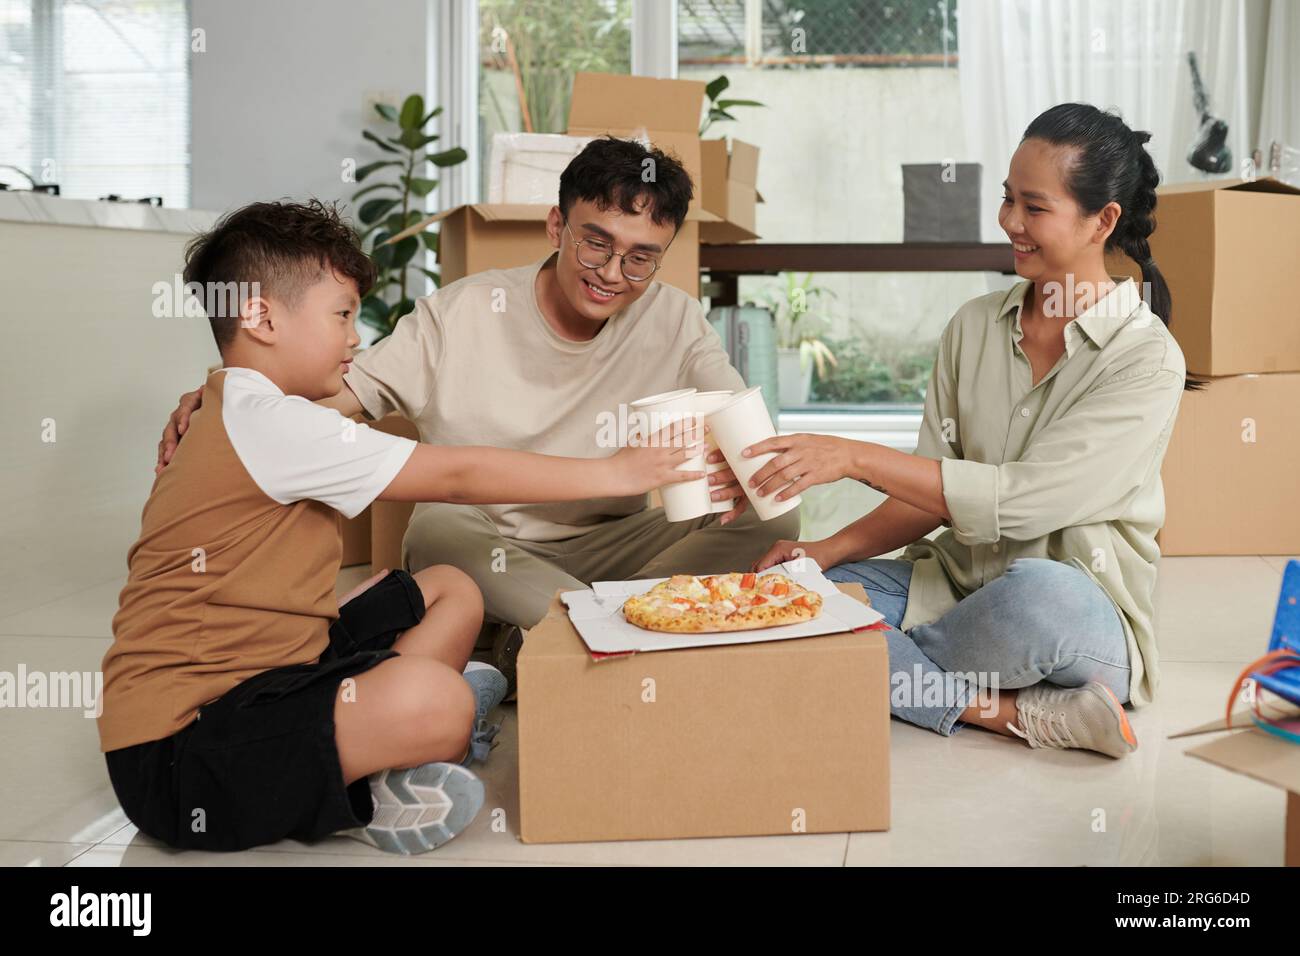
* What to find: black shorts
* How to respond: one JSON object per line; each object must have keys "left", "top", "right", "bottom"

{"left": 104, "top": 569, "right": 426, "bottom": 852}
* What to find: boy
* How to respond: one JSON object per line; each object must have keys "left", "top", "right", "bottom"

{"left": 100, "top": 200, "right": 701, "bottom": 855}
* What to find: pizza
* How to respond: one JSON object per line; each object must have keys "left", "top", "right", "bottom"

{"left": 623, "top": 572, "right": 823, "bottom": 634}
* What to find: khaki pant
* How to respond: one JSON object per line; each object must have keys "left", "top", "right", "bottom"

{"left": 402, "top": 502, "right": 802, "bottom": 636}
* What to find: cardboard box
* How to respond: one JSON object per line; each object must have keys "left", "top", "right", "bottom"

{"left": 566, "top": 72, "right": 706, "bottom": 217}
{"left": 1106, "top": 177, "right": 1300, "bottom": 376}
{"left": 1173, "top": 714, "right": 1300, "bottom": 866}
{"left": 394, "top": 72, "right": 715, "bottom": 299}
{"left": 700, "top": 138, "right": 762, "bottom": 243}
{"left": 1158, "top": 371, "right": 1300, "bottom": 555}
{"left": 367, "top": 414, "right": 420, "bottom": 574}
{"left": 339, "top": 507, "right": 370, "bottom": 567}
{"left": 517, "top": 583, "right": 890, "bottom": 843}
{"left": 425, "top": 204, "right": 704, "bottom": 298}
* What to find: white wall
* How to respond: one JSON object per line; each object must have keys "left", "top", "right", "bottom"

{"left": 681, "top": 66, "right": 1002, "bottom": 353}
{"left": 0, "top": 215, "right": 217, "bottom": 618}
{"left": 189, "top": 0, "right": 432, "bottom": 215}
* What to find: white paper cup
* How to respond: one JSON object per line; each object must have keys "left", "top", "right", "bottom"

{"left": 693, "top": 390, "right": 738, "bottom": 514}
{"left": 706, "top": 385, "right": 801, "bottom": 521}
{"left": 629, "top": 388, "right": 709, "bottom": 522}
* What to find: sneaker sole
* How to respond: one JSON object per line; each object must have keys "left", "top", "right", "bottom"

{"left": 1090, "top": 682, "right": 1139, "bottom": 753}
{"left": 356, "top": 762, "right": 485, "bottom": 855}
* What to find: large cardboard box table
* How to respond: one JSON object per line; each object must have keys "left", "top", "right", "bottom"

{"left": 517, "top": 582, "right": 890, "bottom": 843}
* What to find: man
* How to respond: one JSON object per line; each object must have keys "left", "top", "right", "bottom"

{"left": 158, "top": 136, "right": 801, "bottom": 692}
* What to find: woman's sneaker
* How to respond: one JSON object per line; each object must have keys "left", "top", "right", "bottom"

{"left": 462, "top": 662, "right": 507, "bottom": 765}
{"left": 348, "top": 762, "right": 484, "bottom": 855}
{"left": 1007, "top": 681, "right": 1139, "bottom": 758}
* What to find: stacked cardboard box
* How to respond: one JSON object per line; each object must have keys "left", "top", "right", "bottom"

{"left": 1108, "top": 177, "right": 1300, "bottom": 555}
{"left": 396, "top": 72, "right": 717, "bottom": 298}
{"left": 699, "top": 138, "right": 762, "bottom": 243}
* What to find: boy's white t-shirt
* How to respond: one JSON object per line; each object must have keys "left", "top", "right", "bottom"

{"left": 219, "top": 366, "right": 417, "bottom": 519}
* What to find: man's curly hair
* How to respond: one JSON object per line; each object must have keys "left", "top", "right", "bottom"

{"left": 183, "top": 199, "right": 375, "bottom": 351}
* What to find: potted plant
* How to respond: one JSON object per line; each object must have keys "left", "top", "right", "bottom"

{"left": 746, "top": 272, "right": 837, "bottom": 406}
{"left": 352, "top": 94, "right": 467, "bottom": 341}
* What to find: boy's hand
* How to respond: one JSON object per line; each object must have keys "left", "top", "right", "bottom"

{"left": 609, "top": 417, "right": 705, "bottom": 496}
{"left": 156, "top": 385, "right": 205, "bottom": 474}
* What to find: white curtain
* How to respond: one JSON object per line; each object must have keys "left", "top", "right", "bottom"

{"left": 956, "top": 0, "right": 1254, "bottom": 241}
{"left": 1259, "top": 0, "right": 1300, "bottom": 181}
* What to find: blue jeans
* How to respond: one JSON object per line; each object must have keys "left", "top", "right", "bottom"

{"left": 825, "top": 557, "right": 1131, "bottom": 736}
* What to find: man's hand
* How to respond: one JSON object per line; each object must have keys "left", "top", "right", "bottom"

{"left": 742, "top": 433, "right": 857, "bottom": 502}
{"left": 752, "top": 537, "right": 843, "bottom": 574}
{"left": 705, "top": 448, "right": 749, "bottom": 525}
{"left": 156, "top": 385, "right": 205, "bottom": 474}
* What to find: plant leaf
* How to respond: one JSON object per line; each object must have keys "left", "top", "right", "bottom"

{"left": 362, "top": 129, "right": 400, "bottom": 154}
{"left": 355, "top": 159, "right": 402, "bottom": 181}
{"left": 420, "top": 230, "right": 439, "bottom": 253}
{"left": 403, "top": 176, "right": 437, "bottom": 198}
{"left": 358, "top": 197, "right": 400, "bottom": 224}
{"left": 390, "top": 236, "right": 419, "bottom": 269}
{"left": 399, "top": 94, "right": 425, "bottom": 131}
{"left": 391, "top": 297, "right": 416, "bottom": 321}
{"left": 419, "top": 106, "right": 443, "bottom": 128}
{"left": 427, "top": 146, "right": 468, "bottom": 168}
{"left": 358, "top": 295, "right": 390, "bottom": 331}
{"left": 399, "top": 127, "right": 439, "bottom": 151}
{"left": 373, "top": 102, "right": 398, "bottom": 123}
{"left": 705, "top": 75, "right": 729, "bottom": 101}
{"left": 715, "top": 98, "right": 764, "bottom": 109}
{"left": 350, "top": 181, "right": 398, "bottom": 202}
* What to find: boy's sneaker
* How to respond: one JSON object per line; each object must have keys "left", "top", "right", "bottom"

{"left": 462, "top": 662, "right": 507, "bottom": 766}
{"left": 491, "top": 625, "right": 525, "bottom": 701}
{"left": 464, "top": 661, "right": 508, "bottom": 721}
{"left": 347, "top": 762, "right": 484, "bottom": 855}
{"left": 1007, "top": 681, "right": 1138, "bottom": 759}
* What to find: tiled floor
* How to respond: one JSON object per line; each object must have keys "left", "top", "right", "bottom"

{"left": 1, "top": 555, "right": 1293, "bottom": 867}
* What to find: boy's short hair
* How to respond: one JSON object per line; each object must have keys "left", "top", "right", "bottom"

{"left": 558, "top": 135, "right": 694, "bottom": 231}
{"left": 183, "top": 199, "right": 375, "bottom": 352}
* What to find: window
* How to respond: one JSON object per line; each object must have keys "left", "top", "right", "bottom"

{"left": 680, "top": 0, "right": 990, "bottom": 411}
{"left": 476, "top": 0, "right": 632, "bottom": 199}
{"left": 0, "top": 0, "right": 190, "bottom": 206}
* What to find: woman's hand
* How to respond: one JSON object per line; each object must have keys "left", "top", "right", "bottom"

{"left": 156, "top": 385, "right": 204, "bottom": 474}
{"left": 742, "top": 433, "right": 858, "bottom": 501}
{"left": 752, "top": 537, "right": 843, "bottom": 573}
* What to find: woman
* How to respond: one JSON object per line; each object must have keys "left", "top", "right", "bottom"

{"left": 746, "top": 104, "right": 1191, "bottom": 758}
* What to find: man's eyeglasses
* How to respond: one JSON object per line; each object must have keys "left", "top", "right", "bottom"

{"left": 563, "top": 221, "right": 663, "bottom": 282}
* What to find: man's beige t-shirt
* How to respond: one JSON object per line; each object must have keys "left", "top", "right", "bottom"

{"left": 344, "top": 254, "right": 744, "bottom": 542}
{"left": 900, "top": 277, "right": 1186, "bottom": 708}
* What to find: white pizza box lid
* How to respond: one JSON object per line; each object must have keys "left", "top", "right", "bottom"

{"left": 559, "top": 559, "right": 885, "bottom": 656}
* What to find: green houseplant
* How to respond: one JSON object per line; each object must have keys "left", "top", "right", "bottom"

{"left": 699, "top": 75, "right": 764, "bottom": 136}
{"left": 352, "top": 94, "right": 467, "bottom": 341}
{"left": 746, "top": 272, "right": 838, "bottom": 406}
